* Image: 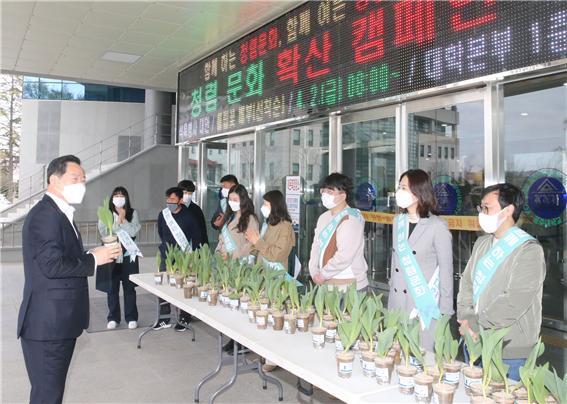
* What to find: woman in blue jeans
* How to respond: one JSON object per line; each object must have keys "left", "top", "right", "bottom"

{"left": 97, "top": 186, "right": 141, "bottom": 330}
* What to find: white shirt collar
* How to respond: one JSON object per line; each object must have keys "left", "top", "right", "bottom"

{"left": 46, "top": 192, "right": 75, "bottom": 218}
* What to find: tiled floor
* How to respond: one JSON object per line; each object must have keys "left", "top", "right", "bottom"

{"left": 1, "top": 259, "right": 335, "bottom": 404}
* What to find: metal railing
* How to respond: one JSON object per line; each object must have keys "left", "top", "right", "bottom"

{"left": 0, "top": 114, "right": 172, "bottom": 219}
{"left": 0, "top": 219, "right": 160, "bottom": 249}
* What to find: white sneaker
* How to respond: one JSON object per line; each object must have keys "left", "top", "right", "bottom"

{"left": 107, "top": 321, "right": 118, "bottom": 329}
{"left": 128, "top": 321, "right": 138, "bottom": 329}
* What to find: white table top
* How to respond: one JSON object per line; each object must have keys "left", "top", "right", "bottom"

{"left": 131, "top": 273, "right": 399, "bottom": 404}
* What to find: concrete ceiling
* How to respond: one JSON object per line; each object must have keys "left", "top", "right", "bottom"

{"left": 0, "top": 1, "right": 300, "bottom": 91}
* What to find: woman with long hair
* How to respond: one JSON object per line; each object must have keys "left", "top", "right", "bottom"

{"left": 97, "top": 186, "right": 141, "bottom": 330}
{"left": 216, "top": 184, "right": 259, "bottom": 260}
{"left": 388, "top": 169, "right": 453, "bottom": 350}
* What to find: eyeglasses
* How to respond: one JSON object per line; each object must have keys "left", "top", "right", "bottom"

{"left": 476, "top": 205, "right": 489, "bottom": 215}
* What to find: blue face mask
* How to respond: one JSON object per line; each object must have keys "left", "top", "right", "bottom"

{"left": 167, "top": 203, "right": 179, "bottom": 212}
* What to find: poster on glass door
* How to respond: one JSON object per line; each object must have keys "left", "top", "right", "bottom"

{"left": 285, "top": 176, "right": 301, "bottom": 232}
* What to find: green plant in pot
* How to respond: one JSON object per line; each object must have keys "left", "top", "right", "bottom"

{"left": 297, "top": 291, "right": 313, "bottom": 332}
{"left": 442, "top": 323, "right": 461, "bottom": 386}
{"left": 310, "top": 285, "right": 326, "bottom": 349}
{"left": 515, "top": 339, "right": 545, "bottom": 402}
{"left": 154, "top": 251, "right": 163, "bottom": 284}
{"left": 270, "top": 279, "right": 288, "bottom": 331}
{"left": 360, "top": 297, "right": 380, "bottom": 377}
{"left": 404, "top": 320, "right": 433, "bottom": 403}
{"left": 374, "top": 327, "right": 397, "bottom": 385}
{"left": 397, "top": 318, "right": 418, "bottom": 395}
{"left": 462, "top": 322, "right": 483, "bottom": 395}
{"left": 98, "top": 197, "right": 117, "bottom": 245}
{"left": 475, "top": 327, "right": 510, "bottom": 399}
{"left": 197, "top": 249, "right": 212, "bottom": 302}
{"left": 164, "top": 243, "right": 178, "bottom": 286}
{"left": 336, "top": 292, "right": 362, "bottom": 379}
{"left": 490, "top": 336, "right": 511, "bottom": 400}
{"left": 544, "top": 366, "right": 566, "bottom": 404}
{"left": 283, "top": 278, "right": 300, "bottom": 334}
{"left": 245, "top": 270, "right": 264, "bottom": 323}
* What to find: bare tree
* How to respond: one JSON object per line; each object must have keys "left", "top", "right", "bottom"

{"left": 0, "top": 74, "right": 22, "bottom": 202}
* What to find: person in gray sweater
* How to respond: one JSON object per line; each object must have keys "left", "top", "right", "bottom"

{"left": 457, "top": 183, "right": 546, "bottom": 382}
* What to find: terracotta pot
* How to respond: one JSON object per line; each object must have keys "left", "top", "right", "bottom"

{"left": 174, "top": 275, "right": 185, "bottom": 289}
{"left": 256, "top": 310, "right": 268, "bottom": 329}
{"left": 325, "top": 321, "right": 337, "bottom": 343}
{"left": 183, "top": 286, "right": 193, "bottom": 299}
{"left": 101, "top": 235, "right": 119, "bottom": 246}
{"left": 198, "top": 287, "right": 209, "bottom": 302}
{"left": 259, "top": 298, "right": 269, "bottom": 311}
{"left": 398, "top": 365, "right": 418, "bottom": 395}
{"left": 297, "top": 312, "right": 310, "bottom": 332}
{"left": 311, "top": 327, "right": 326, "bottom": 349}
{"left": 284, "top": 313, "right": 297, "bottom": 334}
{"left": 239, "top": 295, "right": 250, "bottom": 314}
{"left": 208, "top": 290, "right": 218, "bottom": 306}
{"left": 414, "top": 372, "right": 434, "bottom": 403}
{"left": 432, "top": 382, "right": 457, "bottom": 404}
{"left": 361, "top": 351, "right": 377, "bottom": 378}
{"left": 463, "top": 366, "right": 483, "bottom": 396}
{"left": 443, "top": 361, "right": 462, "bottom": 386}
{"left": 153, "top": 272, "right": 163, "bottom": 285}
{"left": 374, "top": 356, "right": 394, "bottom": 385}
{"left": 336, "top": 351, "right": 355, "bottom": 379}
{"left": 272, "top": 311, "right": 284, "bottom": 331}
{"left": 490, "top": 391, "right": 515, "bottom": 404}
{"left": 248, "top": 304, "right": 260, "bottom": 323}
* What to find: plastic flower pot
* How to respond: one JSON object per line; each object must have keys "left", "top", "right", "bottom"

{"left": 488, "top": 381, "right": 505, "bottom": 393}
{"left": 470, "top": 396, "right": 496, "bottom": 404}
{"left": 221, "top": 292, "right": 231, "bottom": 307}
{"left": 174, "top": 275, "right": 185, "bottom": 289}
{"left": 470, "top": 384, "right": 492, "bottom": 399}
{"left": 409, "top": 349, "right": 426, "bottom": 372}
{"left": 229, "top": 296, "right": 240, "bottom": 311}
{"left": 208, "top": 290, "right": 218, "bottom": 306}
{"left": 322, "top": 314, "right": 334, "bottom": 328}
{"left": 311, "top": 327, "right": 326, "bottom": 349}
{"left": 490, "top": 391, "right": 515, "bottom": 404}
{"left": 512, "top": 387, "right": 528, "bottom": 402}
{"left": 153, "top": 272, "right": 163, "bottom": 285}
{"left": 361, "top": 351, "right": 377, "bottom": 378}
{"left": 267, "top": 308, "right": 275, "bottom": 327}
{"left": 256, "top": 310, "right": 268, "bottom": 329}
{"left": 308, "top": 307, "right": 316, "bottom": 327}
{"left": 443, "top": 362, "right": 462, "bottom": 386}
{"left": 397, "top": 365, "right": 418, "bottom": 395}
{"left": 335, "top": 335, "right": 344, "bottom": 353}
{"left": 259, "top": 297, "right": 269, "bottom": 311}
{"left": 325, "top": 321, "right": 337, "bottom": 343}
{"left": 183, "top": 285, "right": 193, "bottom": 299}
{"left": 272, "top": 310, "right": 284, "bottom": 331}
{"left": 297, "top": 312, "right": 310, "bottom": 332}
{"left": 101, "top": 235, "right": 119, "bottom": 246}
{"left": 248, "top": 304, "right": 260, "bottom": 324}
{"left": 425, "top": 366, "right": 441, "bottom": 384}
{"left": 432, "top": 382, "right": 457, "bottom": 404}
{"left": 239, "top": 295, "right": 250, "bottom": 314}
{"left": 198, "top": 287, "right": 209, "bottom": 302}
{"left": 414, "top": 372, "right": 434, "bottom": 403}
{"left": 463, "top": 366, "right": 483, "bottom": 396}
{"left": 336, "top": 351, "right": 355, "bottom": 379}
{"left": 168, "top": 274, "right": 177, "bottom": 287}
{"left": 374, "top": 356, "right": 394, "bottom": 385}
{"left": 284, "top": 313, "right": 297, "bottom": 334}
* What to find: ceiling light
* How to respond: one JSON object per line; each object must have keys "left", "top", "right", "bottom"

{"left": 520, "top": 112, "right": 528, "bottom": 116}
{"left": 101, "top": 51, "right": 141, "bottom": 64}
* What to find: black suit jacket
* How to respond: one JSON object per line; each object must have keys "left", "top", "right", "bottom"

{"left": 187, "top": 202, "right": 208, "bottom": 245}
{"left": 17, "top": 195, "right": 95, "bottom": 341}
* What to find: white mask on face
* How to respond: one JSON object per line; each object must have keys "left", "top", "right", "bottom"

{"left": 221, "top": 188, "right": 230, "bottom": 198}
{"left": 478, "top": 210, "right": 506, "bottom": 234}
{"left": 260, "top": 205, "right": 271, "bottom": 219}
{"left": 395, "top": 189, "right": 415, "bottom": 209}
{"left": 228, "top": 200, "right": 241, "bottom": 212}
{"left": 321, "top": 193, "right": 337, "bottom": 210}
{"left": 62, "top": 182, "right": 86, "bottom": 204}
{"left": 112, "top": 196, "right": 126, "bottom": 208}
{"left": 183, "top": 193, "right": 192, "bottom": 204}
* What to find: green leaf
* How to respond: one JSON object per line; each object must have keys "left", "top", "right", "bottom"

{"left": 360, "top": 298, "right": 377, "bottom": 344}
{"left": 314, "top": 285, "right": 325, "bottom": 326}
{"left": 97, "top": 197, "right": 114, "bottom": 236}
{"left": 376, "top": 327, "right": 396, "bottom": 357}
{"left": 544, "top": 367, "right": 567, "bottom": 403}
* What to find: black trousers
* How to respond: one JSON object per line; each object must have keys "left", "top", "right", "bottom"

{"left": 107, "top": 262, "right": 138, "bottom": 323}
{"left": 158, "top": 268, "right": 189, "bottom": 323}
{"left": 21, "top": 337, "right": 77, "bottom": 404}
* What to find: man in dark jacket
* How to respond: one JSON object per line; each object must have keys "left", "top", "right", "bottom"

{"left": 18, "top": 155, "right": 121, "bottom": 404}
{"left": 211, "top": 174, "right": 238, "bottom": 230}
{"left": 178, "top": 179, "right": 208, "bottom": 245}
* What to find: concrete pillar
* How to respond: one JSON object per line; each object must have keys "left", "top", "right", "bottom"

{"left": 144, "top": 90, "right": 174, "bottom": 146}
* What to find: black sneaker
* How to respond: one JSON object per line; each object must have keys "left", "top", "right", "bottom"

{"left": 152, "top": 320, "right": 171, "bottom": 330}
{"left": 222, "top": 339, "right": 234, "bottom": 353}
{"left": 174, "top": 323, "right": 187, "bottom": 332}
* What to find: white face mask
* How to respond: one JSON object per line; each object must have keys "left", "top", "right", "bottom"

{"left": 221, "top": 188, "right": 230, "bottom": 198}
{"left": 228, "top": 200, "right": 241, "bottom": 212}
{"left": 260, "top": 205, "right": 271, "bottom": 219}
{"left": 62, "top": 182, "right": 86, "bottom": 204}
{"left": 478, "top": 211, "right": 506, "bottom": 234}
{"left": 395, "top": 189, "right": 415, "bottom": 209}
{"left": 113, "top": 196, "right": 126, "bottom": 208}
{"left": 321, "top": 193, "right": 337, "bottom": 210}
{"left": 183, "top": 193, "right": 192, "bottom": 204}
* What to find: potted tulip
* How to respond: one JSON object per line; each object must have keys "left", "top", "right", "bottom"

{"left": 516, "top": 339, "right": 545, "bottom": 403}
{"left": 397, "top": 318, "right": 418, "bottom": 394}
{"left": 98, "top": 197, "right": 118, "bottom": 246}
{"left": 544, "top": 366, "right": 566, "bottom": 404}
{"left": 245, "top": 271, "right": 264, "bottom": 324}
{"left": 374, "top": 327, "right": 396, "bottom": 385}
{"left": 432, "top": 315, "right": 456, "bottom": 403}
{"left": 470, "top": 328, "right": 510, "bottom": 402}
{"left": 463, "top": 328, "right": 483, "bottom": 395}
{"left": 443, "top": 324, "right": 461, "bottom": 386}
{"left": 404, "top": 320, "right": 433, "bottom": 403}
{"left": 154, "top": 251, "right": 164, "bottom": 285}
{"left": 383, "top": 309, "right": 402, "bottom": 365}
{"left": 360, "top": 298, "right": 380, "bottom": 377}
{"left": 336, "top": 292, "right": 362, "bottom": 379}
{"left": 284, "top": 279, "right": 299, "bottom": 334}
{"left": 311, "top": 285, "right": 326, "bottom": 349}
{"left": 490, "top": 338, "right": 513, "bottom": 403}
{"left": 270, "top": 279, "right": 288, "bottom": 331}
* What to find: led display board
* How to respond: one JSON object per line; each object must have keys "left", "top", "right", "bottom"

{"left": 178, "top": 0, "right": 567, "bottom": 142}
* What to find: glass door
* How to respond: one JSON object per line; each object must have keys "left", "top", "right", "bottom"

{"left": 406, "top": 90, "right": 485, "bottom": 294}
{"left": 258, "top": 120, "right": 329, "bottom": 277}
{"left": 342, "top": 107, "right": 397, "bottom": 290}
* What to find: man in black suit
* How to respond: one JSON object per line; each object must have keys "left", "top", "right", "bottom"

{"left": 178, "top": 179, "right": 208, "bottom": 245}
{"left": 17, "top": 155, "right": 121, "bottom": 404}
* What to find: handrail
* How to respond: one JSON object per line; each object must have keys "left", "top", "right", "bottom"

{"left": 0, "top": 113, "right": 172, "bottom": 217}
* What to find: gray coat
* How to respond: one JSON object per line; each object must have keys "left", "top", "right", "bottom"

{"left": 387, "top": 214, "right": 454, "bottom": 350}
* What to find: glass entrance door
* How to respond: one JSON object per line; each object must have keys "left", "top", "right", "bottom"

{"left": 342, "top": 107, "right": 397, "bottom": 290}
